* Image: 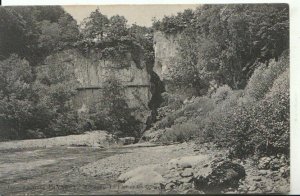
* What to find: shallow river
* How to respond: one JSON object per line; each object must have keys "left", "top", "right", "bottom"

{"left": 0, "top": 146, "right": 151, "bottom": 195}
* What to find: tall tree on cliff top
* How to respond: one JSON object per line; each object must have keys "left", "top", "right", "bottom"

{"left": 81, "top": 8, "right": 109, "bottom": 41}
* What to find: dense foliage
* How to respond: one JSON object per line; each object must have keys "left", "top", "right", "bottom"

{"left": 156, "top": 52, "right": 289, "bottom": 159}
{"left": 90, "top": 78, "right": 141, "bottom": 138}
{"left": 153, "top": 4, "right": 289, "bottom": 91}
{"left": 77, "top": 9, "right": 154, "bottom": 68}
{"left": 0, "top": 6, "right": 79, "bottom": 65}
{"left": 0, "top": 6, "right": 155, "bottom": 140}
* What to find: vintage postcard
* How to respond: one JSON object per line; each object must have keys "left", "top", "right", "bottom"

{"left": 0, "top": 2, "right": 293, "bottom": 195}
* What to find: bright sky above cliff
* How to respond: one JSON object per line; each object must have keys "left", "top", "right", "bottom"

{"left": 63, "top": 5, "right": 199, "bottom": 27}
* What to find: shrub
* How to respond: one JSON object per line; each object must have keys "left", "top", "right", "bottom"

{"left": 0, "top": 55, "right": 36, "bottom": 139}
{"left": 160, "top": 92, "right": 183, "bottom": 110}
{"left": 244, "top": 53, "right": 288, "bottom": 101}
{"left": 156, "top": 115, "right": 175, "bottom": 130}
{"left": 250, "top": 68, "right": 289, "bottom": 156}
{"left": 163, "top": 122, "right": 199, "bottom": 143}
{"left": 90, "top": 77, "right": 141, "bottom": 138}
{"left": 155, "top": 96, "right": 214, "bottom": 131}
{"left": 211, "top": 85, "right": 233, "bottom": 104}
{"left": 196, "top": 52, "right": 289, "bottom": 159}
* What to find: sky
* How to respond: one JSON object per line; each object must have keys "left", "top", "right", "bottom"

{"left": 63, "top": 5, "right": 199, "bottom": 27}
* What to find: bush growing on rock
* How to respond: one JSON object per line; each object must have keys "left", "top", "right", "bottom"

{"left": 90, "top": 77, "right": 141, "bottom": 138}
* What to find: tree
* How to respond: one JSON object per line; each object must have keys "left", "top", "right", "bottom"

{"left": 153, "top": 4, "right": 289, "bottom": 90}
{"left": 129, "top": 24, "right": 154, "bottom": 67}
{"left": 0, "top": 7, "right": 31, "bottom": 61}
{"left": 81, "top": 8, "right": 109, "bottom": 41}
{"left": 106, "top": 15, "right": 128, "bottom": 39}
{"left": 90, "top": 77, "right": 141, "bottom": 138}
{"left": 34, "top": 53, "right": 80, "bottom": 137}
{"left": 0, "top": 55, "right": 36, "bottom": 139}
{"left": 37, "top": 13, "right": 79, "bottom": 56}
{"left": 0, "top": 6, "right": 80, "bottom": 65}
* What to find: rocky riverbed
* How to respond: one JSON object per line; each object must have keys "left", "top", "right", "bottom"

{"left": 0, "top": 133, "right": 289, "bottom": 195}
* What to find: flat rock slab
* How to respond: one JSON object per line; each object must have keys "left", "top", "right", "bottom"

{"left": 168, "top": 155, "right": 211, "bottom": 169}
{"left": 118, "top": 164, "right": 166, "bottom": 188}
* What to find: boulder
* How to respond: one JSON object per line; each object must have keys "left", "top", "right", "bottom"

{"left": 193, "top": 160, "right": 246, "bottom": 193}
{"left": 178, "top": 182, "right": 193, "bottom": 190}
{"left": 179, "top": 176, "right": 193, "bottom": 183}
{"left": 168, "top": 155, "right": 211, "bottom": 169}
{"left": 269, "top": 158, "right": 281, "bottom": 171}
{"left": 180, "top": 168, "right": 194, "bottom": 177}
{"left": 165, "top": 182, "right": 176, "bottom": 190}
{"left": 279, "top": 166, "right": 289, "bottom": 178}
{"left": 123, "top": 170, "right": 165, "bottom": 188}
{"left": 118, "top": 137, "right": 135, "bottom": 145}
{"left": 118, "top": 164, "right": 166, "bottom": 188}
{"left": 258, "top": 157, "right": 272, "bottom": 170}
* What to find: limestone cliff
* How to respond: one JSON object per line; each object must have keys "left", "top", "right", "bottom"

{"left": 153, "top": 31, "right": 179, "bottom": 81}
{"left": 153, "top": 31, "right": 198, "bottom": 98}
{"left": 47, "top": 49, "right": 152, "bottom": 122}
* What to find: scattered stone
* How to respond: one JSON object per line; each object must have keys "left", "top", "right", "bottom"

{"left": 179, "top": 182, "right": 193, "bottom": 190}
{"left": 165, "top": 182, "right": 176, "bottom": 190}
{"left": 253, "top": 177, "right": 262, "bottom": 182}
{"left": 184, "top": 189, "right": 205, "bottom": 194}
{"left": 168, "top": 155, "right": 211, "bottom": 169}
{"left": 123, "top": 171, "right": 165, "bottom": 188}
{"left": 258, "top": 157, "right": 272, "bottom": 170}
{"left": 279, "top": 166, "right": 289, "bottom": 178}
{"left": 180, "top": 168, "right": 193, "bottom": 177}
{"left": 118, "top": 137, "right": 135, "bottom": 145}
{"left": 258, "top": 170, "right": 268, "bottom": 176}
{"left": 273, "top": 176, "right": 281, "bottom": 182}
{"left": 248, "top": 184, "right": 257, "bottom": 192}
{"left": 270, "top": 158, "right": 281, "bottom": 171}
{"left": 179, "top": 176, "right": 193, "bottom": 183}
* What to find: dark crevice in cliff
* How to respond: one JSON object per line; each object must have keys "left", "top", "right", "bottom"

{"left": 143, "top": 70, "right": 165, "bottom": 131}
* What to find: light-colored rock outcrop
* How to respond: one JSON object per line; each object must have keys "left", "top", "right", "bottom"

{"left": 118, "top": 164, "right": 166, "bottom": 188}
{"left": 46, "top": 49, "right": 152, "bottom": 122}
{"left": 153, "top": 31, "right": 179, "bottom": 81}
{"left": 153, "top": 31, "right": 201, "bottom": 98}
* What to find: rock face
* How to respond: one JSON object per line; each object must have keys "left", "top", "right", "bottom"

{"left": 153, "top": 31, "right": 198, "bottom": 98}
{"left": 153, "top": 31, "right": 179, "bottom": 81}
{"left": 47, "top": 49, "right": 152, "bottom": 122}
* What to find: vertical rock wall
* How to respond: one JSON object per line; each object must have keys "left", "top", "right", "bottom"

{"left": 46, "top": 49, "right": 152, "bottom": 122}
{"left": 153, "top": 31, "right": 199, "bottom": 98}
{"left": 153, "top": 31, "right": 179, "bottom": 81}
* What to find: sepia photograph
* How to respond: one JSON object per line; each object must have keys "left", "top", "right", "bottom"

{"left": 0, "top": 1, "right": 293, "bottom": 195}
